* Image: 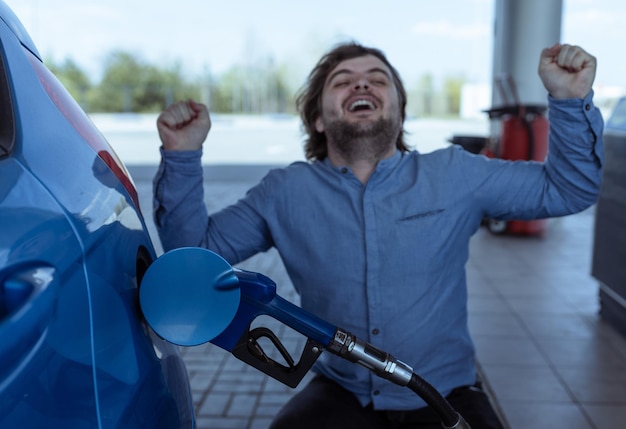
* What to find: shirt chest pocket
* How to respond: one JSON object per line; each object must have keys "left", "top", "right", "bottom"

{"left": 381, "top": 207, "right": 454, "bottom": 274}
{"left": 395, "top": 208, "right": 452, "bottom": 244}
{"left": 398, "top": 208, "right": 446, "bottom": 223}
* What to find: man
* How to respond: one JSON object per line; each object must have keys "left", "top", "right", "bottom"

{"left": 153, "top": 42, "right": 603, "bottom": 428}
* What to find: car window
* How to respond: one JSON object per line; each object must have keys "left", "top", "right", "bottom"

{"left": 0, "top": 48, "right": 15, "bottom": 158}
{"left": 25, "top": 47, "right": 140, "bottom": 207}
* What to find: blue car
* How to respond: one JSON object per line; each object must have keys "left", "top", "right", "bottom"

{"left": 0, "top": 2, "right": 194, "bottom": 427}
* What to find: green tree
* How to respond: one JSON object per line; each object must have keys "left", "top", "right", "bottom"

{"left": 266, "top": 62, "right": 295, "bottom": 113}
{"left": 90, "top": 51, "right": 200, "bottom": 113}
{"left": 410, "top": 73, "right": 435, "bottom": 117}
{"left": 212, "top": 66, "right": 245, "bottom": 113}
{"left": 443, "top": 75, "right": 465, "bottom": 116}
{"left": 45, "top": 49, "right": 298, "bottom": 114}
{"left": 208, "top": 59, "right": 295, "bottom": 114}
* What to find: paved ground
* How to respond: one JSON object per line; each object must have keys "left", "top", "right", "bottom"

{"left": 131, "top": 165, "right": 626, "bottom": 429}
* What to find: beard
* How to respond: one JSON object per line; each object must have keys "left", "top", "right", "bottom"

{"left": 324, "top": 117, "right": 401, "bottom": 164}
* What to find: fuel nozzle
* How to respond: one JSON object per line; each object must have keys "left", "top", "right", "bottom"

{"left": 140, "top": 248, "right": 471, "bottom": 429}
{"left": 327, "top": 328, "right": 471, "bottom": 429}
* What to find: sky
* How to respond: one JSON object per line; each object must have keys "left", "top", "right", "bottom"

{"left": 4, "top": 0, "right": 626, "bottom": 92}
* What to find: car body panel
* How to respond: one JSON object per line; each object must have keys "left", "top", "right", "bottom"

{"left": 0, "top": 0, "right": 39, "bottom": 58}
{"left": 593, "top": 96, "right": 626, "bottom": 336}
{"left": 0, "top": 2, "right": 194, "bottom": 427}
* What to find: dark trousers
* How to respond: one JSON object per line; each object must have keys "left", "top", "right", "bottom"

{"left": 270, "top": 375, "right": 505, "bottom": 429}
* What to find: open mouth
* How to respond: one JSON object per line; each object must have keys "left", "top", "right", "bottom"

{"left": 348, "top": 99, "right": 376, "bottom": 112}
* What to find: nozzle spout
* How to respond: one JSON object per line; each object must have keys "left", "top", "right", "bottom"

{"left": 327, "top": 329, "right": 413, "bottom": 386}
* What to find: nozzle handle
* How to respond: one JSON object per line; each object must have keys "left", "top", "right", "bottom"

{"left": 210, "top": 269, "right": 337, "bottom": 387}
{"left": 232, "top": 326, "right": 325, "bottom": 388}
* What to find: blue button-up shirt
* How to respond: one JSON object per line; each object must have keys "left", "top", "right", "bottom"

{"left": 153, "top": 94, "right": 603, "bottom": 410}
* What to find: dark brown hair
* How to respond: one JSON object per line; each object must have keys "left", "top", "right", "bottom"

{"left": 296, "top": 42, "right": 410, "bottom": 161}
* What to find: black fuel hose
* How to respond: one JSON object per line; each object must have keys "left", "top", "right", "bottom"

{"left": 328, "top": 329, "right": 471, "bottom": 428}
{"left": 407, "top": 372, "right": 469, "bottom": 428}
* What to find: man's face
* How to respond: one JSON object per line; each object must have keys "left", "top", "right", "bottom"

{"left": 315, "top": 54, "right": 402, "bottom": 135}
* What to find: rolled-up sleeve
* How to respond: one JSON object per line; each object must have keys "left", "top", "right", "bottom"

{"left": 153, "top": 148, "right": 208, "bottom": 252}
{"left": 544, "top": 92, "right": 604, "bottom": 208}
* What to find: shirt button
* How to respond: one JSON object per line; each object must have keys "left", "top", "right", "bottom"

{"left": 585, "top": 104, "right": 591, "bottom": 111}
{"left": 373, "top": 390, "right": 380, "bottom": 396}
{"left": 341, "top": 167, "right": 348, "bottom": 174}
{"left": 372, "top": 328, "right": 380, "bottom": 335}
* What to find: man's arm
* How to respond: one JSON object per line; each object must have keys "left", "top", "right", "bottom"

{"left": 535, "top": 43, "right": 603, "bottom": 211}
{"left": 153, "top": 100, "right": 211, "bottom": 251}
{"left": 152, "top": 100, "right": 273, "bottom": 261}
{"left": 467, "top": 44, "right": 603, "bottom": 220}
{"left": 153, "top": 148, "right": 208, "bottom": 252}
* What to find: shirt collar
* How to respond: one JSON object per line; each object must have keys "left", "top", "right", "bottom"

{"left": 321, "top": 149, "right": 403, "bottom": 182}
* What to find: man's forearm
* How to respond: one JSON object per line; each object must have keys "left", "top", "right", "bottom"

{"left": 153, "top": 149, "right": 209, "bottom": 251}
{"left": 544, "top": 91, "right": 604, "bottom": 211}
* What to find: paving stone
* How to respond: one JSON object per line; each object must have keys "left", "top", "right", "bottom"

{"left": 197, "top": 392, "right": 231, "bottom": 416}
{"left": 194, "top": 416, "right": 250, "bottom": 429}
{"left": 227, "top": 393, "right": 259, "bottom": 417}
{"left": 249, "top": 417, "right": 273, "bottom": 429}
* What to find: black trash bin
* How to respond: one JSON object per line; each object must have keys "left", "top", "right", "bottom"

{"left": 447, "top": 135, "right": 488, "bottom": 155}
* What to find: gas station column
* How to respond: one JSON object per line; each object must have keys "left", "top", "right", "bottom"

{"left": 491, "top": 0, "right": 563, "bottom": 106}
{"left": 480, "top": 0, "right": 563, "bottom": 236}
